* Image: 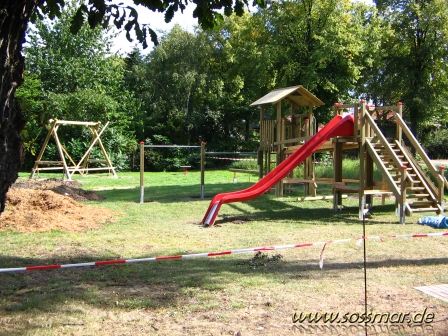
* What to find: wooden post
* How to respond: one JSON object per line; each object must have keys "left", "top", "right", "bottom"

{"left": 80, "top": 124, "right": 99, "bottom": 172}
{"left": 359, "top": 100, "right": 367, "bottom": 219}
{"left": 200, "top": 141, "right": 205, "bottom": 199}
{"left": 399, "top": 165, "right": 407, "bottom": 224}
{"left": 30, "top": 119, "right": 58, "bottom": 179}
{"left": 264, "top": 149, "right": 268, "bottom": 176}
{"left": 353, "top": 103, "right": 359, "bottom": 143}
{"left": 381, "top": 176, "right": 387, "bottom": 206}
{"left": 68, "top": 121, "right": 110, "bottom": 179}
{"left": 397, "top": 102, "right": 403, "bottom": 143}
{"left": 91, "top": 122, "right": 117, "bottom": 178}
{"left": 276, "top": 102, "right": 283, "bottom": 196}
{"left": 366, "top": 150, "right": 374, "bottom": 207}
{"left": 304, "top": 117, "right": 310, "bottom": 195}
{"left": 52, "top": 125, "right": 71, "bottom": 180}
{"left": 334, "top": 139, "right": 343, "bottom": 209}
{"left": 438, "top": 165, "right": 445, "bottom": 210}
{"left": 258, "top": 150, "right": 263, "bottom": 179}
{"left": 332, "top": 103, "right": 343, "bottom": 210}
{"left": 140, "top": 141, "right": 145, "bottom": 203}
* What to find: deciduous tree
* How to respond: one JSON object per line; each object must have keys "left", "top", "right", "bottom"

{"left": 0, "top": 0, "right": 264, "bottom": 213}
{"left": 372, "top": 0, "right": 448, "bottom": 139}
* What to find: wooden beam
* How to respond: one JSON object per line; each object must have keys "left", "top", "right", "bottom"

{"left": 333, "top": 185, "right": 360, "bottom": 192}
{"left": 298, "top": 195, "right": 348, "bottom": 202}
{"left": 52, "top": 120, "right": 99, "bottom": 126}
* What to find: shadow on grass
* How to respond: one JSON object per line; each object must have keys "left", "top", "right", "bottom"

{"left": 95, "top": 182, "right": 254, "bottom": 203}
{"left": 210, "top": 200, "right": 398, "bottom": 226}
{"left": 1, "top": 251, "right": 447, "bottom": 317}
{"left": 92, "top": 182, "right": 399, "bottom": 226}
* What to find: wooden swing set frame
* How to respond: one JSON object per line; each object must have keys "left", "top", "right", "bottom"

{"left": 30, "top": 119, "right": 117, "bottom": 180}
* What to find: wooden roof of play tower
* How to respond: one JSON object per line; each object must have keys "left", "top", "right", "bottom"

{"left": 250, "top": 85, "right": 324, "bottom": 107}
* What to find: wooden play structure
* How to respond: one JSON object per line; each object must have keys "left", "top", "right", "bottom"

{"left": 251, "top": 85, "right": 448, "bottom": 223}
{"left": 30, "top": 119, "right": 117, "bottom": 181}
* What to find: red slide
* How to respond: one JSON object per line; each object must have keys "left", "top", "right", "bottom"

{"left": 202, "top": 114, "right": 354, "bottom": 226}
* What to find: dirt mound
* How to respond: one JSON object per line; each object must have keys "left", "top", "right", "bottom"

{"left": 11, "top": 178, "right": 105, "bottom": 202}
{"left": 1, "top": 179, "right": 118, "bottom": 233}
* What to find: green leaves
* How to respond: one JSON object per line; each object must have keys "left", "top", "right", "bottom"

{"left": 56, "top": 0, "right": 260, "bottom": 50}
{"left": 32, "top": 0, "right": 65, "bottom": 22}
{"left": 70, "top": 4, "right": 88, "bottom": 34}
{"left": 22, "top": 3, "right": 138, "bottom": 170}
{"left": 364, "top": 0, "right": 448, "bottom": 138}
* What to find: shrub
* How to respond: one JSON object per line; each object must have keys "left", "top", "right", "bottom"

{"left": 229, "top": 157, "right": 258, "bottom": 170}
{"left": 422, "top": 128, "right": 448, "bottom": 159}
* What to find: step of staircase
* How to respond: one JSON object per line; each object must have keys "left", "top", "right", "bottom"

{"left": 409, "top": 201, "right": 437, "bottom": 207}
{"left": 407, "top": 194, "right": 430, "bottom": 199}
{"left": 409, "top": 207, "right": 440, "bottom": 213}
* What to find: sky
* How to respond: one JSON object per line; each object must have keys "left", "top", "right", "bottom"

{"left": 110, "top": 1, "right": 197, "bottom": 55}
{"left": 112, "top": 0, "right": 375, "bottom": 55}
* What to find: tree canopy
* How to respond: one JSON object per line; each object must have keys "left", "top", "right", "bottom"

{"left": 1, "top": 0, "right": 448, "bottom": 214}
{"left": 369, "top": 0, "right": 448, "bottom": 139}
{"left": 0, "top": 0, "right": 266, "bottom": 213}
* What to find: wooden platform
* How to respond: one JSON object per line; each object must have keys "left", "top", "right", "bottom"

{"left": 414, "top": 284, "right": 448, "bottom": 303}
{"left": 284, "top": 140, "right": 359, "bottom": 155}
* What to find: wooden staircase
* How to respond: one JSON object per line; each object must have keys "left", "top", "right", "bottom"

{"left": 368, "top": 138, "right": 443, "bottom": 216}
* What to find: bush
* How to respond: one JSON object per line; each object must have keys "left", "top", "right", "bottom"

{"left": 422, "top": 128, "right": 448, "bottom": 159}
{"left": 228, "top": 157, "right": 258, "bottom": 170}
{"left": 141, "top": 138, "right": 203, "bottom": 172}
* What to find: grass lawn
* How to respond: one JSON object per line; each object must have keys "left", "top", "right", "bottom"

{"left": 0, "top": 170, "right": 447, "bottom": 335}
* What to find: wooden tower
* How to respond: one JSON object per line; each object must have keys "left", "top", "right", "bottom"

{"left": 250, "top": 85, "right": 324, "bottom": 196}
{"left": 250, "top": 86, "right": 447, "bottom": 223}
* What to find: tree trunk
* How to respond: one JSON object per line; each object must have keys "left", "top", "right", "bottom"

{"left": 0, "top": 1, "right": 37, "bottom": 213}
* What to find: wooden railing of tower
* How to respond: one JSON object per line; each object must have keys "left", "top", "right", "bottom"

{"left": 394, "top": 112, "right": 448, "bottom": 205}
{"left": 360, "top": 102, "right": 415, "bottom": 223}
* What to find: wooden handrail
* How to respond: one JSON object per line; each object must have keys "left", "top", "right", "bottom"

{"left": 399, "top": 143, "right": 439, "bottom": 200}
{"left": 365, "top": 141, "right": 400, "bottom": 197}
{"left": 394, "top": 113, "right": 446, "bottom": 189}
{"left": 364, "top": 112, "right": 414, "bottom": 185}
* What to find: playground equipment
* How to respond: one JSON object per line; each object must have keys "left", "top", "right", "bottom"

{"left": 202, "top": 114, "right": 354, "bottom": 226}
{"left": 139, "top": 142, "right": 205, "bottom": 203}
{"left": 30, "top": 119, "right": 117, "bottom": 180}
{"left": 202, "top": 85, "right": 448, "bottom": 226}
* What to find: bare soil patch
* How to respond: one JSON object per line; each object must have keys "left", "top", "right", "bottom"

{"left": 1, "top": 179, "right": 119, "bottom": 234}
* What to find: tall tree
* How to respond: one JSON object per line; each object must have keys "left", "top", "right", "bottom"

{"left": 0, "top": 0, "right": 264, "bottom": 214}
{"left": 145, "top": 26, "right": 209, "bottom": 146}
{"left": 372, "top": 0, "right": 448, "bottom": 138}
{"left": 144, "top": 19, "right": 263, "bottom": 152}
{"left": 256, "top": 0, "right": 370, "bottom": 122}
{"left": 123, "top": 47, "right": 149, "bottom": 142}
{"left": 196, "top": 13, "right": 270, "bottom": 150}
{"left": 20, "top": 3, "right": 137, "bottom": 170}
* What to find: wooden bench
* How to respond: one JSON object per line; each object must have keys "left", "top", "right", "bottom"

{"left": 228, "top": 168, "right": 258, "bottom": 183}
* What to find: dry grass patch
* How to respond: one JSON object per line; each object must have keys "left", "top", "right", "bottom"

{"left": 0, "top": 172, "right": 447, "bottom": 335}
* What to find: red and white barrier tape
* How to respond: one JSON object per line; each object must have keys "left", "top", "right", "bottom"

{"left": 1, "top": 232, "right": 447, "bottom": 273}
